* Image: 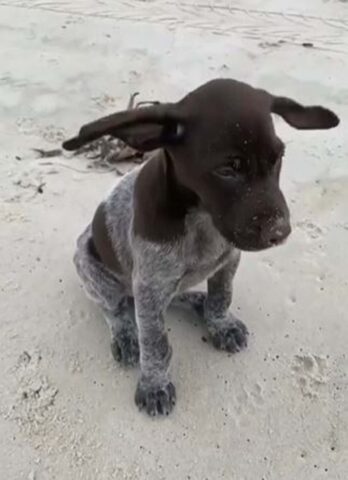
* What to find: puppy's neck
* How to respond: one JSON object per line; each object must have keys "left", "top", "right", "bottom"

{"left": 133, "top": 150, "right": 199, "bottom": 242}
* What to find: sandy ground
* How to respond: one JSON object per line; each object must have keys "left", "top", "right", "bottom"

{"left": 0, "top": 1, "right": 347, "bottom": 479}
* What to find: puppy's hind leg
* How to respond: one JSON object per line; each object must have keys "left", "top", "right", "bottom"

{"left": 103, "top": 298, "right": 139, "bottom": 367}
{"left": 74, "top": 227, "right": 139, "bottom": 367}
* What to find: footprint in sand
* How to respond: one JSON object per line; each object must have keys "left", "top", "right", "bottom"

{"left": 234, "top": 382, "right": 265, "bottom": 418}
{"left": 291, "top": 354, "right": 329, "bottom": 398}
{"left": 6, "top": 351, "right": 59, "bottom": 435}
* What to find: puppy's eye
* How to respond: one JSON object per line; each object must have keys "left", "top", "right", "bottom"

{"left": 215, "top": 158, "right": 243, "bottom": 177}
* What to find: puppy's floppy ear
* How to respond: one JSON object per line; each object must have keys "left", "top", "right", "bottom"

{"left": 271, "top": 96, "right": 339, "bottom": 130}
{"left": 62, "top": 103, "right": 185, "bottom": 152}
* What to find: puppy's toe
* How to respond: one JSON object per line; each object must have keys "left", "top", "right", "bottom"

{"left": 135, "top": 380, "right": 176, "bottom": 416}
{"left": 210, "top": 319, "right": 249, "bottom": 353}
{"left": 111, "top": 330, "right": 139, "bottom": 367}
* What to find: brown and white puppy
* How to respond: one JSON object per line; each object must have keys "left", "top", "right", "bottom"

{"left": 63, "top": 79, "right": 339, "bottom": 416}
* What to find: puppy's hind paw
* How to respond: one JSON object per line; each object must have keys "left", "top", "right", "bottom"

{"left": 172, "top": 291, "right": 206, "bottom": 317}
{"left": 209, "top": 319, "right": 249, "bottom": 353}
{"left": 111, "top": 330, "right": 139, "bottom": 367}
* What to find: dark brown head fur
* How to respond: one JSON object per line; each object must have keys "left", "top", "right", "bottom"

{"left": 63, "top": 78, "right": 339, "bottom": 251}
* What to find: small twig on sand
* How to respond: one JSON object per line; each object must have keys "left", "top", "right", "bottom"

{"left": 32, "top": 148, "right": 63, "bottom": 158}
{"left": 38, "top": 161, "right": 104, "bottom": 174}
{"left": 127, "top": 92, "right": 140, "bottom": 110}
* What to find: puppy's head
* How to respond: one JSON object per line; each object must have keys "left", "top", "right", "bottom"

{"left": 63, "top": 78, "right": 339, "bottom": 251}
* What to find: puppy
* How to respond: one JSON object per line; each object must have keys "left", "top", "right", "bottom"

{"left": 63, "top": 78, "right": 339, "bottom": 416}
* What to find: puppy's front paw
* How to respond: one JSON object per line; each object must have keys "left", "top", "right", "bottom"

{"left": 209, "top": 319, "right": 249, "bottom": 353}
{"left": 111, "top": 330, "right": 139, "bottom": 367}
{"left": 135, "top": 380, "right": 176, "bottom": 416}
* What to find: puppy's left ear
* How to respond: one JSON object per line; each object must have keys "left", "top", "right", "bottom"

{"left": 62, "top": 103, "right": 185, "bottom": 152}
{"left": 271, "top": 96, "right": 339, "bottom": 130}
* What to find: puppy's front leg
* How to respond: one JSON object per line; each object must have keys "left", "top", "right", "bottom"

{"left": 133, "top": 276, "right": 177, "bottom": 416}
{"left": 205, "top": 250, "right": 249, "bottom": 353}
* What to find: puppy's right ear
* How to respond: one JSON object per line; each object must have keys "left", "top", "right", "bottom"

{"left": 271, "top": 96, "right": 339, "bottom": 130}
{"left": 62, "top": 103, "right": 185, "bottom": 152}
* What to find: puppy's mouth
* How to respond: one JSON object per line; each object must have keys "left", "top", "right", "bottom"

{"left": 234, "top": 236, "right": 288, "bottom": 252}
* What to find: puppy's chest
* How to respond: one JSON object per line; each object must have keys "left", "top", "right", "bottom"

{"left": 178, "top": 211, "right": 232, "bottom": 288}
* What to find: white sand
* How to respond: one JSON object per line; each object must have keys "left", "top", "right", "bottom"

{"left": 0, "top": 1, "right": 347, "bottom": 479}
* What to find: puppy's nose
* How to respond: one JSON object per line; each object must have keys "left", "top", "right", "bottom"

{"left": 262, "top": 217, "right": 291, "bottom": 246}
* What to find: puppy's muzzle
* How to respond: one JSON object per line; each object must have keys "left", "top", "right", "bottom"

{"left": 261, "top": 217, "right": 291, "bottom": 247}
{"left": 247, "top": 216, "right": 291, "bottom": 249}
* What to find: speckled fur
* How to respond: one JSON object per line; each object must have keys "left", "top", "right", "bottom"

{"left": 74, "top": 163, "right": 247, "bottom": 416}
